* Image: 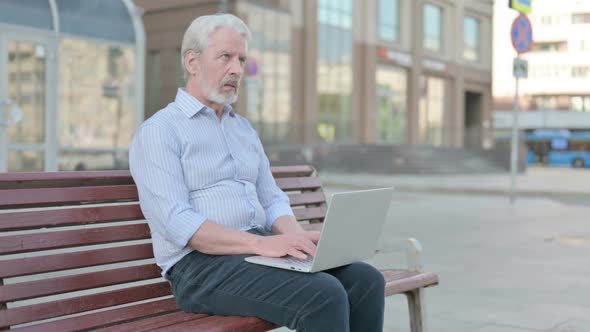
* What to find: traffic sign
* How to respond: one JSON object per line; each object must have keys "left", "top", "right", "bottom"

{"left": 511, "top": 14, "right": 533, "bottom": 54}
{"left": 508, "top": 0, "right": 532, "bottom": 14}
{"left": 513, "top": 57, "right": 528, "bottom": 78}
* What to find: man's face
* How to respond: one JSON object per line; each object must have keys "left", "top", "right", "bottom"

{"left": 197, "top": 27, "right": 247, "bottom": 105}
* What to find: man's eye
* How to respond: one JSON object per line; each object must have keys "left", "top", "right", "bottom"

{"left": 221, "top": 54, "right": 230, "bottom": 60}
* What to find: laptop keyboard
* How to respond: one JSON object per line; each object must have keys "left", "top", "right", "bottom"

{"left": 283, "top": 255, "right": 313, "bottom": 268}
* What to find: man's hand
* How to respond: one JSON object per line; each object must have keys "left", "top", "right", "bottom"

{"left": 254, "top": 231, "right": 320, "bottom": 259}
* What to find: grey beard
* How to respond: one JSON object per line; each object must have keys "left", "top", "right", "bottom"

{"left": 206, "top": 88, "right": 238, "bottom": 105}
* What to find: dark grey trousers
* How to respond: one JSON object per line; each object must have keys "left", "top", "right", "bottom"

{"left": 167, "top": 228, "right": 385, "bottom": 332}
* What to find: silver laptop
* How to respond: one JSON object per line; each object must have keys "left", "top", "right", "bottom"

{"left": 245, "top": 188, "right": 393, "bottom": 273}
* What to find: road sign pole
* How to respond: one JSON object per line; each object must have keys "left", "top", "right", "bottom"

{"left": 509, "top": 10, "right": 532, "bottom": 204}
{"left": 510, "top": 58, "right": 521, "bottom": 204}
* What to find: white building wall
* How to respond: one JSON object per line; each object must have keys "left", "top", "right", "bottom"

{"left": 493, "top": 0, "right": 590, "bottom": 103}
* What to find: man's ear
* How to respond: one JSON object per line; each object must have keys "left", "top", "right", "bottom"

{"left": 184, "top": 50, "right": 199, "bottom": 77}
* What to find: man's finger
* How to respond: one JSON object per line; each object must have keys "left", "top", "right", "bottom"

{"left": 295, "top": 240, "right": 316, "bottom": 256}
{"left": 287, "top": 248, "right": 307, "bottom": 260}
{"left": 305, "top": 231, "right": 321, "bottom": 243}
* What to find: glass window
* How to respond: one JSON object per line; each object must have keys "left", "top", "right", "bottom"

{"left": 378, "top": 0, "right": 399, "bottom": 42}
{"left": 176, "top": 49, "right": 185, "bottom": 88}
{"left": 572, "top": 13, "right": 590, "bottom": 24}
{"left": 0, "top": 0, "right": 53, "bottom": 31}
{"left": 242, "top": 4, "right": 292, "bottom": 144}
{"left": 423, "top": 3, "right": 443, "bottom": 52}
{"left": 571, "top": 96, "right": 590, "bottom": 112}
{"left": 572, "top": 66, "right": 590, "bottom": 78}
{"left": 535, "top": 96, "right": 557, "bottom": 110}
{"left": 8, "top": 150, "right": 44, "bottom": 172}
{"left": 419, "top": 76, "right": 446, "bottom": 146}
{"left": 58, "top": 38, "right": 136, "bottom": 170}
{"left": 463, "top": 16, "right": 480, "bottom": 61}
{"left": 317, "top": 0, "right": 354, "bottom": 143}
{"left": 376, "top": 66, "right": 407, "bottom": 144}
{"left": 56, "top": 0, "right": 135, "bottom": 43}
{"left": 531, "top": 41, "right": 568, "bottom": 52}
{"left": 148, "top": 51, "right": 161, "bottom": 117}
{"left": 7, "top": 41, "right": 46, "bottom": 145}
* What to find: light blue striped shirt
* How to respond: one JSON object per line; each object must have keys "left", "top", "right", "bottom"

{"left": 129, "top": 89, "right": 294, "bottom": 277}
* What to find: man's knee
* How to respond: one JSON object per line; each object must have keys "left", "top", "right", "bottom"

{"left": 343, "top": 262, "right": 386, "bottom": 302}
{"left": 352, "top": 262, "right": 385, "bottom": 286}
{"left": 309, "top": 273, "right": 349, "bottom": 306}
{"left": 294, "top": 273, "right": 349, "bottom": 329}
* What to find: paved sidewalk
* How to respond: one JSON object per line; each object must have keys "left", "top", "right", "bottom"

{"left": 319, "top": 167, "right": 590, "bottom": 197}
{"left": 272, "top": 168, "right": 590, "bottom": 331}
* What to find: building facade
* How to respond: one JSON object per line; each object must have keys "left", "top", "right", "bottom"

{"left": 137, "top": 0, "right": 494, "bottom": 149}
{"left": 493, "top": 0, "right": 590, "bottom": 130}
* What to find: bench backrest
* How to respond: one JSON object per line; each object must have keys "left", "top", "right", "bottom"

{"left": 0, "top": 165, "right": 326, "bottom": 330}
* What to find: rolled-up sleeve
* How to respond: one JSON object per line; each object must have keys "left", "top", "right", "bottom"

{"left": 129, "top": 124, "right": 207, "bottom": 247}
{"left": 252, "top": 132, "right": 294, "bottom": 230}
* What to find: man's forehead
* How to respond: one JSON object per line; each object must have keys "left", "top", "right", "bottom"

{"left": 208, "top": 27, "right": 246, "bottom": 45}
{"left": 207, "top": 35, "right": 248, "bottom": 54}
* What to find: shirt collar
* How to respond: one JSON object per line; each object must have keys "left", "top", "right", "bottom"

{"left": 175, "top": 88, "right": 235, "bottom": 118}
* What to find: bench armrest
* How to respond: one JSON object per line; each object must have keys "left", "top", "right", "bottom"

{"left": 405, "top": 238, "right": 423, "bottom": 272}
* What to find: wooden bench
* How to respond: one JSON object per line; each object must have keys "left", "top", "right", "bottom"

{"left": 0, "top": 165, "right": 438, "bottom": 331}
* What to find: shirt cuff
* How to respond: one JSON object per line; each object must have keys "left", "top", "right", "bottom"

{"left": 166, "top": 209, "right": 208, "bottom": 248}
{"left": 264, "top": 203, "right": 295, "bottom": 230}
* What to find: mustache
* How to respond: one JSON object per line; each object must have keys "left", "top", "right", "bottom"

{"left": 221, "top": 76, "right": 240, "bottom": 87}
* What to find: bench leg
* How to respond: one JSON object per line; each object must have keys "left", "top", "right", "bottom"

{"left": 405, "top": 238, "right": 428, "bottom": 332}
{"left": 405, "top": 289, "right": 426, "bottom": 332}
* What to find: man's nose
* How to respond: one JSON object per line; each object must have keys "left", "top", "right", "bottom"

{"left": 229, "top": 57, "right": 244, "bottom": 76}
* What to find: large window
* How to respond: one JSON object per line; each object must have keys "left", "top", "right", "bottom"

{"left": 463, "top": 16, "right": 480, "bottom": 61}
{"left": 572, "top": 13, "right": 590, "bottom": 24}
{"left": 58, "top": 38, "right": 136, "bottom": 170}
{"left": 317, "top": 0, "right": 354, "bottom": 143}
{"left": 531, "top": 41, "right": 568, "bottom": 53}
{"left": 571, "top": 96, "right": 590, "bottom": 112}
{"left": 243, "top": 4, "right": 292, "bottom": 144}
{"left": 148, "top": 51, "right": 161, "bottom": 117}
{"left": 419, "top": 76, "right": 446, "bottom": 146}
{"left": 572, "top": 66, "right": 590, "bottom": 78}
{"left": 423, "top": 3, "right": 443, "bottom": 52}
{"left": 376, "top": 66, "right": 407, "bottom": 144}
{"left": 534, "top": 96, "right": 558, "bottom": 110}
{"left": 7, "top": 40, "right": 47, "bottom": 172}
{"left": 377, "top": 0, "right": 399, "bottom": 43}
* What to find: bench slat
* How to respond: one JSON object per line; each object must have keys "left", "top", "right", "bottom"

{"left": 0, "top": 243, "right": 154, "bottom": 278}
{"left": 0, "top": 224, "right": 150, "bottom": 255}
{"left": 0, "top": 185, "right": 139, "bottom": 209}
{"left": 287, "top": 192, "right": 325, "bottom": 207}
{"left": 0, "top": 205, "right": 144, "bottom": 232}
{"left": 93, "top": 311, "right": 208, "bottom": 332}
{"left": 0, "top": 264, "right": 161, "bottom": 302}
{"left": 269, "top": 165, "right": 314, "bottom": 178}
{"left": 148, "top": 315, "right": 278, "bottom": 332}
{"left": 275, "top": 177, "right": 322, "bottom": 191}
{"left": 0, "top": 166, "right": 311, "bottom": 189}
{"left": 0, "top": 171, "right": 133, "bottom": 190}
{"left": 11, "top": 298, "right": 179, "bottom": 332}
{"left": 0, "top": 282, "right": 171, "bottom": 328}
{"left": 383, "top": 269, "right": 439, "bottom": 296}
{"left": 293, "top": 206, "right": 327, "bottom": 221}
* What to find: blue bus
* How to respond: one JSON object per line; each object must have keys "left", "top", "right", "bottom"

{"left": 526, "top": 130, "right": 590, "bottom": 168}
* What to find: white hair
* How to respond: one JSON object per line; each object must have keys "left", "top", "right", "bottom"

{"left": 180, "top": 13, "right": 251, "bottom": 80}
